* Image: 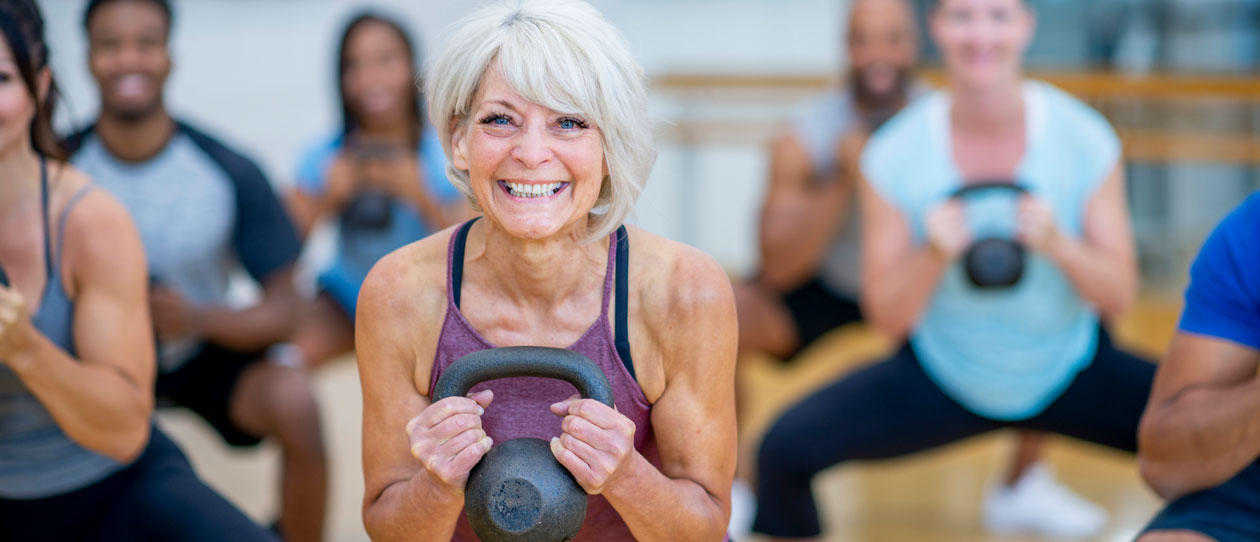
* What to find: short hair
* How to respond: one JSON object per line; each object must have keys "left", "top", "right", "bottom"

{"left": 426, "top": 0, "right": 656, "bottom": 242}
{"left": 82, "top": 0, "right": 173, "bottom": 36}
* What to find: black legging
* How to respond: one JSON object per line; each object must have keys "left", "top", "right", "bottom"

{"left": 0, "top": 426, "right": 274, "bottom": 542}
{"left": 752, "top": 330, "right": 1156, "bottom": 538}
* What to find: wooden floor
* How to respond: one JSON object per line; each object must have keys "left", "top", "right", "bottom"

{"left": 161, "top": 298, "right": 1182, "bottom": 542}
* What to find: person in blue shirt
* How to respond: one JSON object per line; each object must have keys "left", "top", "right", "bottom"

{"left": 1137, "top": 192, "right": 1260, "bottom": 542}
{"left": 752, "top": 0, "right": 1157, "bottom": 538}
{"left": 271, "top": 12, "right": 466, "bottom": 374}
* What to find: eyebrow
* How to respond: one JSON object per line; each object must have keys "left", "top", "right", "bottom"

{"left": 479, "top": 99, "right": 520, "bottom": 112}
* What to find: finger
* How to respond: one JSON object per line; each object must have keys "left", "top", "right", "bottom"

{"left": 466, "top": 389, "right": 494, "bottom": 409}
{"left": 551, "top": 437, "right": 599, "bottom": 494}
{"left": 549, "top": 393, "right": 581, "bottom": 415}
{"left": 563, "top": 414, "right": 631, "bottom": 455}
{"left": 421, "top": 397, "right": 486, "bottom": 427}
{"left": 432, "top": 427, "right": 488, "bottom": 458}
{"left": 431, "top": 412, "right": 483, "bottom": 439}
{"left": 559, "top": 432, "right": 609, "bottom": 470}
{"left": 442, "top": 435, "right": 493, "bottom": 479}
{"left": 405, "top": 413, "right": 425, "bottom": 436}
{"left": 565, "top": 399, "right": 627, "bottom": 430}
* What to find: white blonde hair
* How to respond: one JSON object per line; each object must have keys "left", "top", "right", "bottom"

{"left": 426, "top": 0, "right": 655, "bottom": 241}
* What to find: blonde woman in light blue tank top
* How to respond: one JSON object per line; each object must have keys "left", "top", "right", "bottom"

{"left": 753, "top": 0, "right": 1158, "bottom": 539}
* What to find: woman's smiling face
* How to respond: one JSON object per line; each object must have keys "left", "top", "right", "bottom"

{"left": 452, "top": 65, "right": 607, "bottom": 240}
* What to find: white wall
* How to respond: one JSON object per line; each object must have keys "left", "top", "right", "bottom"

{"left": 42, "top": 0, "right": 852, "bottom": 273}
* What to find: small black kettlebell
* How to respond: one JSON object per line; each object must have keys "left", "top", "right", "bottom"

{"left": 432, "top": 346, "right": 615, "bottom": 542}
{"left": 950, "top": 182, "right": 1028, "bottom": 289}
{"left": 342, "top": 189, "right": 394, "bottom": 229}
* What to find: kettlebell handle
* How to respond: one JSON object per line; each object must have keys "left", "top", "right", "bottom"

{"left": 433, "top": 346, "right": 615, "bottom": 408}
{"left": 950, "top": 180, "right": 1027, "bottom": 200}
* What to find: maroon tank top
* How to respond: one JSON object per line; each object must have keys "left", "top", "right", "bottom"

{"left": 430, "top": 219, "right": 659, "bottom": 542}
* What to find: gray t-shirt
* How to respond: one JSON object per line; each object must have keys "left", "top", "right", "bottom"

{"left": 789, "top": 85, "right": 925, "bottom": 296}
{"left": 70, "top": 122, "right": 300, "bottom": 371}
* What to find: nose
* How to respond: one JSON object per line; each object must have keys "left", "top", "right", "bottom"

{"left": 510, "top": 123, "right": 553, "bottom": 169}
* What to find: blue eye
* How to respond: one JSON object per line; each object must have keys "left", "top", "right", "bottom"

{"left": 479, "top": 113, "right": 513, "bottom": 126}
{"left": 558, "top": 117, "right": 588, "bottom": 130}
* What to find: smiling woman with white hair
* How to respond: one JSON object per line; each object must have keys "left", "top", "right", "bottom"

{"left": 355, "top": 1, "right": 737, "bottom": 540}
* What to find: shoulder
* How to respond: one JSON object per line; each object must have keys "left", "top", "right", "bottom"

{"left": 176, "top": 121, "right": 270, "bottom": 185}
{"left": 627, "top": 227, "right": 735, "bottom": 333}
{"left": 1196, "top": 192, "right": 1260, "bottom": 270}
{"left": 53, "top": 164, "right": 130, "bottom": 229}
{"left": 1179, "top": 192, "right": 1260, "bottom": 347}
{"left": 862, "top": 90, "right": 942, "bottom": 184}
{"left": 1031, "top": 81, "right": 1117, "bottom": 145}
{"left": 54, "top": 165, "right": 145, "bottom": 277}
{"left": 360, "top": 224, "right": 459, "bottom": 319}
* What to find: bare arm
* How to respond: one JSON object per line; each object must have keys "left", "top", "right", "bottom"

{"left": 2, "top": 191, "right": 154, "bottom": 462}
{"left": 1139, "top": 333, "right": 1260, "bottom": 499}
{"left": 757, "top": 132, "right": 854, "bottom": 291}
{"left": 186, "top": 270, "right": 298, "bottom": 352}
{"left": 563, "top": 249, "right": 736, "bottom": 541}
{"left": 1030, "top": 163, "right": 1138, "bottom": 319}
{"left": 359, "top": 245, "right": 493, "bottom": 541}
{"left": 858, "top": 176, "right": 952, "bottom": 340}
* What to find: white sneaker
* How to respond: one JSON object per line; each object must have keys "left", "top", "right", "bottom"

{"left": 983, "top": 463, "right": 1108, "bottom": 539}
{"left": 728, "top": 478, "right": 756, "bottom": 541}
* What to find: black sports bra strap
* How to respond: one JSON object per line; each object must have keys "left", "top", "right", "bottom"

{"left": 614, "top": 226, "right": 634, "bottom": 381}
{"left": 452, "top": 217, "right": 479, "bottom": 309}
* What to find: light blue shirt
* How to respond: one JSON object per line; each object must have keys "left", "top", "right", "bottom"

{"left": 861, "top": 80, "right": 1121, "bottom": 420}
{"left": 294, "top": 125, "right": 459, "bottom": 316}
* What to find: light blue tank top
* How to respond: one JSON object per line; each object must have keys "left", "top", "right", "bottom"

{"left": 861, "top": 81, "right": 1122, "bottom": 420}
{"left": 0, "top": 163, "right": 123, "bottom": 498}
{"left": 294, "top": 126, "right": 458, "bottom": 286}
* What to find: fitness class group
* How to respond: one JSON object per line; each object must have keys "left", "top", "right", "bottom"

{"left": 2, "top": 0, "right": 1259, "bottom": 541}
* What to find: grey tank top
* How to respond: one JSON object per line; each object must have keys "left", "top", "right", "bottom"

{"left": 0, "top": 159, "right": 122, "bottom": 499}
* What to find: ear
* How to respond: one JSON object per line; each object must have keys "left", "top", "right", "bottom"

{"left": 450, "top": 118, "right": 470, "bottom": 170}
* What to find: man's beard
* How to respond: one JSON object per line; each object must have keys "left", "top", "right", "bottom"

{"left": 848, "top": 66, "right": 912, "bottom": 130}
{"left": 104, "top": 97, "right": 163, "bottom": 124}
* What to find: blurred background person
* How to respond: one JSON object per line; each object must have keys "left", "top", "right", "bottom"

{"left": 731, "top": 0, "right": 1108, "bottom": 537}
{"left": 30, "top": 0, "right": 1259, "bottom": 539}
{"left": 752, "top": 0, "right": 1157, "bottom": 538}
{"left": 64, "top": 0, "right": 325, "bottom": 539}
{"left": 0, "top": 0, "right": 272, "bottom": 539}
{"left": 271, "top": 11, "right": 467, "bottom": 374}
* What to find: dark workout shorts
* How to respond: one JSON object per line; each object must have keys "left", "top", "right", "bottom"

{"left": 1142, "top": 460, "right": 1260, "bottom": 542}
{"left": 780, "top": 277, "right": 864, "bottom": 359}
{"left": 156, "top": 343, "right": 266, "bottom": 447}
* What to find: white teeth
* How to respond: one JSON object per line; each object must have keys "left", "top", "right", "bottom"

{"left": 505, "top": 182, "right": 563, "bottom": 198}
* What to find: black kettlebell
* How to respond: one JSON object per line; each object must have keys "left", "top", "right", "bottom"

{"left": 0, "top": 264, "right": 9, "bottom": 288}
{"left": 342, "top": 189, "right": 394, "bottom": 229}
{"left": 432, "top": 346, "right": 615, "bottom": 542}
{"left": 950, "top": 181, "right": 1028, "bottom": 289}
